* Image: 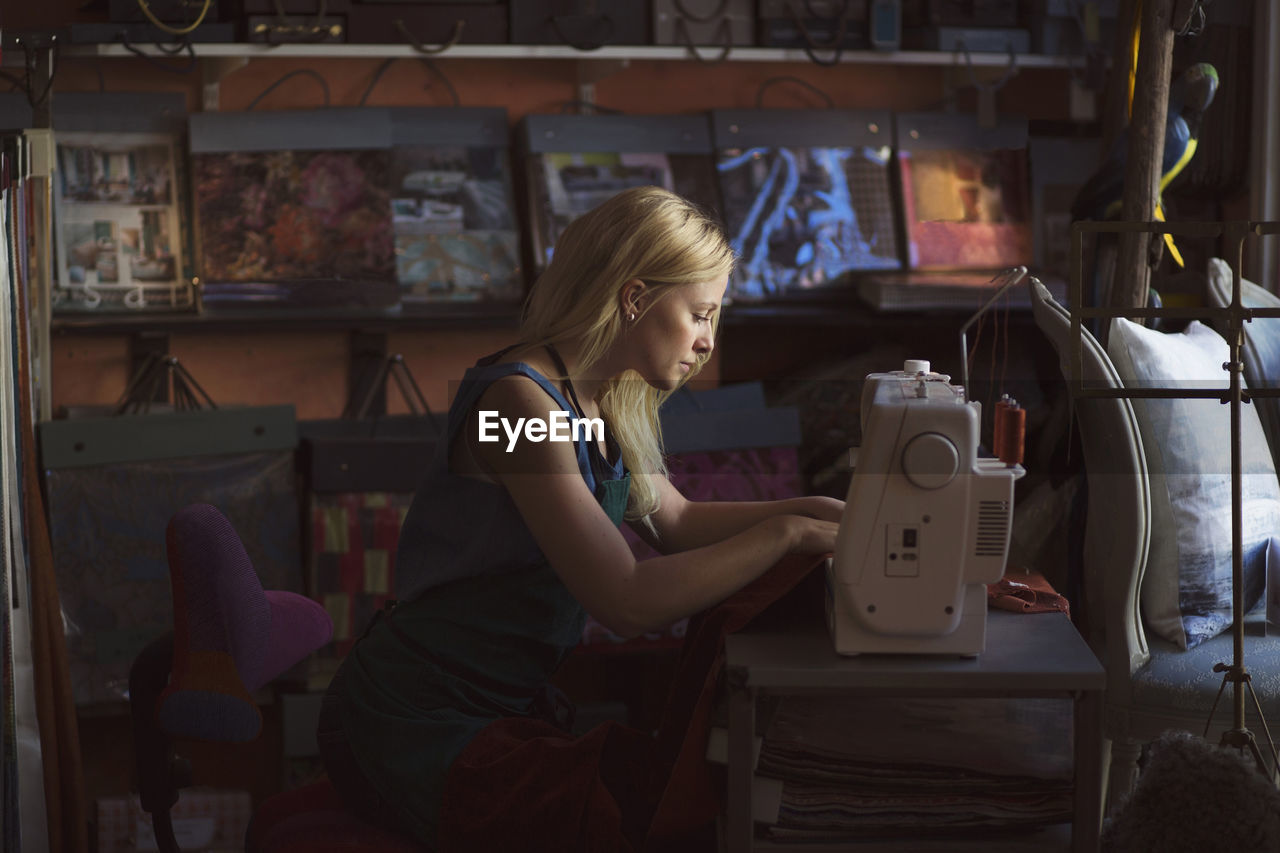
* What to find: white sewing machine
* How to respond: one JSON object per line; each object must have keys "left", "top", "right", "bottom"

{"left": 826, "top": 359, "right": 1024, "bottom": 656}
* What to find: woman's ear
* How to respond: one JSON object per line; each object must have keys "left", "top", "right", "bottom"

{"left": 619, "top": 278, "right": 647, "bottom": 317}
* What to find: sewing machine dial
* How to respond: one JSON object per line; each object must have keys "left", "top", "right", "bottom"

{"left": 900, "top": 432, "right": 960, "bottom": 489}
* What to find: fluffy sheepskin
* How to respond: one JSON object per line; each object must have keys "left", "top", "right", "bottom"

{"left": 1102, "top": 731, "right": 1280, "bottom": 852}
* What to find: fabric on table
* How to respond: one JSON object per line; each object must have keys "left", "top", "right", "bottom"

{"left": 987, "top": 569, "right": 1071, "bottom": 618}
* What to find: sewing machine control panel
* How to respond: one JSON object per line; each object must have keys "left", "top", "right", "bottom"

{"left": 885, "top": 523, "right": 920, "bottom": 577}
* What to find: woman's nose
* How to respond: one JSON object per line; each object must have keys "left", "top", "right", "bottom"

{"left": 694, "top": 331, "right": 714, "bottom": 356}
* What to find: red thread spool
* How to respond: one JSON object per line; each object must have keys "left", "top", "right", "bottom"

{"left": 993, "top": 395, "right": 1012, "bottom": 455}
{"left": 996, "top": 401, "right": 1025, "bottom": 465}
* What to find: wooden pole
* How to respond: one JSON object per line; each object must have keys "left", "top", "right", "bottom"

{"left": 1111, "top": 0, "right": 1176, "bottom": 311}
{"left": 1249, "top": 0, "right": 1280, "bottom": 292}
{"left": 1101, "top": 0, "right": 1142, "bottom": 159}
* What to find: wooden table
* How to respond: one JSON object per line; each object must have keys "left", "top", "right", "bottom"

{"left": 723, "top": 609, "right": 1106, "bottom": 852}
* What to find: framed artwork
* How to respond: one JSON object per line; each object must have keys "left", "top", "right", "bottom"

{"left": 716, "top": 144, "right": 901, "bottom": 299}
{"left": 390, "top": 143, "right": 522, "bottom": 304}
{"left": 530, "top": 151, "right": 676, "bottom": 270}
{"left": 53, "top": 132, "right": 192, "bottom": 312}
{"left": 710, "top": 109, "right": 901, "bottom": 302}
{"left": 190, "top": 107, "right": 519, "bottom": 311}
{"left": 894, "top": 112, "right": 1033, "bottom": 271}
{"left": 898, "top": 147, "right": 1033, "bottom": 270}
{"left": 520, "top": 114, "right": 721, "bottom": 276}
{"left": 192, "top": 148, "right": 396, "bottom": 307}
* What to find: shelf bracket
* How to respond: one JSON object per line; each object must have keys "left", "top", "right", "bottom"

{"left": 941, "top": 65, "right": 1008, "bottom": 127}
{"left": 574, "top": 58, "right": 628, "bottom": 109}
{"left": 202, "top": 56, "right": 249, "bottom": 112}
{"left": 129, "top": 332, "right": 171, "bottom": 406}
{"left": 348, "top": 331, "right": 389, "bottom": 418}
{"left": 8, "top": 32, "right": 59, "bottom": 129}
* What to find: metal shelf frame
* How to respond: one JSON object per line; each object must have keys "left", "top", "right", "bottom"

{"left": 1068, "top": 217, "right": 1280, "bottom": 773}
{"left": 60, "top": 39, "right": 1079, "bottom": 109}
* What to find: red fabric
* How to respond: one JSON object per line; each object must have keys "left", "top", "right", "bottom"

{"left": 437, "top": 553, "right": 825, "bottom": 853}
{"left": 439, "top": 718, "right": 654, "bottom": 853}
{"left": 247, "top": 779, "right": 425, "bottom": 853}
{"left": 987, "top": 569, "right": 1070, "bottom": 617}
{"left": 644, "top": 554, "right": 823, "bottom": 851}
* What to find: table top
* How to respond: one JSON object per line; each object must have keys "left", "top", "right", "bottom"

{"left": 725, "top": 609, "right": 1105, "bottom": 694}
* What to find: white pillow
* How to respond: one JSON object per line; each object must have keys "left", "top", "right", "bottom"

{"left": 1107, "top": 318, "right": 1279, "bottom": 649}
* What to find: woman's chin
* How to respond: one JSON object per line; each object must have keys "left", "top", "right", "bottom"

{"left": 640, "top": 375, "right": 682, "bottom": 392}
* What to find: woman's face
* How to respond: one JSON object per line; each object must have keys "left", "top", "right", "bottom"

{"left": 627, "top": 276, "right": 727, "bottom": 391}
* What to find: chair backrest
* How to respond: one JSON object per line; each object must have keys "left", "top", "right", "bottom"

{"left": 1027, "top": 277, "right": 1151, "bottom": 678}
{"left": 131, "top": 503, "right": 333, "bottom": 853}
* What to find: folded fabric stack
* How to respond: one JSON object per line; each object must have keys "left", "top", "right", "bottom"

{"left": 753, "top": 695, "right": 1074, "bottom": 843}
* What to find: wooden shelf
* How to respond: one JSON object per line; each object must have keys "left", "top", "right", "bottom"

{"left": 68, "top": 41, "right": 1076, "bottom": 70}
{"left": 49, "top": 303, "right": 523, "bottom": 334}
{"left": 46, "top": 297, "right": 1034, "bottom": 335}
{"left": 46, "top": 288, "right": 1046, "bottom": 335}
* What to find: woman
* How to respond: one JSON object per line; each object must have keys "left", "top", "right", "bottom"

{"left": 317, "top": 186, "right": 843, "bottom": 847}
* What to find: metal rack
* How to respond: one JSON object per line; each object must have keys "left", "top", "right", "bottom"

{"left": 1069, "top": 217, "right": 1280, "bottom": 774}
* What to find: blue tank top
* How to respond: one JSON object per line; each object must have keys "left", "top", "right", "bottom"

{"left": 332, "top": 350, "right": 631, "bottom": 846}
{"left": 394, "top": 350, "right": 625, "bottom": 600}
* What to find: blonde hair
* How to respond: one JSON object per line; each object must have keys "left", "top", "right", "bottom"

{"left": 519, "top": 186, "right": 735, "bottom": 521}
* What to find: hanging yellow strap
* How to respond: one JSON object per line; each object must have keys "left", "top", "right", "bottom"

{"left": 1125, "top": 0, "right": 1183, "bottom": 268}
{"left": 1154, "top": 206, "right": 1185, "bottom": 267}
{"left": 1127, "top": 0, "right": 1142, "bottom": 119}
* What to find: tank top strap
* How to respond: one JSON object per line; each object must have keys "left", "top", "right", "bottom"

{"left": 543, "top": 344, "right": 627, "bottom": 483}
{"left": 446, "top": 359, "right": 579, "bottom": 447}
{"left": 543, "top": 345, "right": 588, "bottom": 420}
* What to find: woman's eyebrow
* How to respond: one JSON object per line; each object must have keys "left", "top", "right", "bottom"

{"left": 693, "top": 302, "right": 720, "bottom": 312}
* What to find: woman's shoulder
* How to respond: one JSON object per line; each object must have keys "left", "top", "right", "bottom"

{"left": 464, "top": 348, "right": 567, "bottom": 412}
{"left": 472, "top": 344, "right": 557, "bottom": 379}
{"left": 474, "top": 370, "right": 558, "bottom": 413}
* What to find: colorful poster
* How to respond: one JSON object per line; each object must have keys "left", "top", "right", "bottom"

{"left": 531, "top": 151, "right": 675, "bottom": 269}
{"left": 898, "top": 147, "right": 1033, "bottom": 270}
{"left": 53, "top": 132, "right": 191, "bottom": 312}
{"left": 192, "top": 149, "right": 395, "bottom": 286}
{"left": 716, "top": 145, "right": 900, "bottom": 300}
{"left": 389, "top": 145, "right": 522, "bottom": 303}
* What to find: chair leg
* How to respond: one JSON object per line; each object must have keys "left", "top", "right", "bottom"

{"left": 1107, "top": 737, "right": 1142, "bottom": 815}
{"left": 1098, "top": 736, "right": 1112, "bottom": 820}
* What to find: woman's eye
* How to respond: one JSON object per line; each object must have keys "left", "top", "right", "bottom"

{"left": 693, "top": 314, "right": 710, "bottom": 324}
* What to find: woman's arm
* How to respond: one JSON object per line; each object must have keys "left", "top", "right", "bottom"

{"left": 628, "top": 472, "right": 845, "bottom": 555}
{"left": 472, "top": 376, "right": 838, "bottom": 639}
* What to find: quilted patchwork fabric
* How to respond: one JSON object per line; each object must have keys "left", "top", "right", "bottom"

{"left": 307, "top": 492, "right": 413, "bottom": 687}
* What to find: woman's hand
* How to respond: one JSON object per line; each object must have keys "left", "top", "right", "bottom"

{"left": 783, "top": 495, "right": 846, "bottom": 525}
{"left": 772, "top": 514, "right": 840, "bottom": 557}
